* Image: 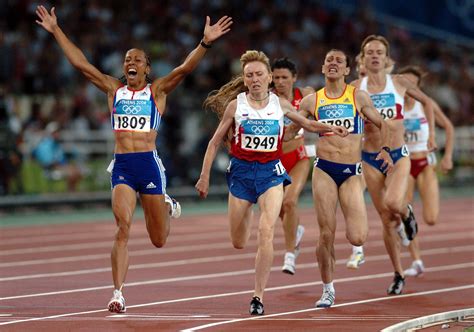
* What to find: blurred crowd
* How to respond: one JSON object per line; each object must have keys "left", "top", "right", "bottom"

{"left": 0, "top": 0, "right": 472, "bottom": 194}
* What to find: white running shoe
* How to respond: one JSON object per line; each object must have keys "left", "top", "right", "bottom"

{"left": 315, "top": 289, "right": 335, "bottom": 308}
{"left": 164, "top": 194, "right": 181, "bottom": 218}
{"left": 107, "top": 289, "right": 126, "bottom": 313}
{"left": 294, "top": 225, "right": 305, "bottom": 258}
{"left": 397, "top": 223, "right": 410, "bottom": 247}
{"left": 282, "top": 252, "right": 296, "bottom": 275}
{"left": 404, "top": 260, "right": 425, "bottom": 277}
{"left": 346, "top": 252, "right": 365, "bottom": 269}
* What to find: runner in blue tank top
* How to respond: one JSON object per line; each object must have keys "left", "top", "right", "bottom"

{"left": 36, "top": 5, "right": 232, "bottom": 313}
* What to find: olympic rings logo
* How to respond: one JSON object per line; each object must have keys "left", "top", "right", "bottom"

{"left": 122, "top": 105, "right": 142, "bottom": 114}
{"left": 325, "top": 109, "right": 343, "bottom": 118}
{"left": 372, "top": 98, "right": 387, "bottom": 108}
{"left": 251, "top": 125, "right": 270, "bottom": 135}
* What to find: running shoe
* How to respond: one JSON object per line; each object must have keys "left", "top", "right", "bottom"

{"left": 402, "top": 204, "right": 418, "bottom": 240}
{"left": 294, "top": 225, "right": 305, "bottom": 258}
{"left": 107, "top": 289, "right": 126, "bottom": 313}
{"left": 387, "top": 272, "right": 405, "bottom": 295}
{"left": 164, "top": 194, "right": 181, "bottom": 218}
{"left": 282, "top": 252, "right": 296, "bottom": 275}
{"left": 315, "top": 289, "right": 335, "bottom": 308}
{"left": 346, "top": 252, "right": 365, "bottom": 269}
{"left": 249, "top": 296, "right": 264, "bottom": 315}
{"left": 397, "top": 223, "right": 411, "bottom": 247}
{"left": 404, "top": 260, "right": 425, "bottom": 277}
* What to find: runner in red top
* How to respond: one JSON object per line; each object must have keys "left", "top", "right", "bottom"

{"left": 272, "top": 58, "right": 314, "bottom": 275}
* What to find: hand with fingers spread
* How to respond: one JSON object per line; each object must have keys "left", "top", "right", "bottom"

{"left": 202, "top": 15, "right": 233, "bottom": 45}
{"left": 35, "top": 5, "right": 58, "bottom": 33}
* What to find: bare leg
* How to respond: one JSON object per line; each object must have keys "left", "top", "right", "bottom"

{"left": 111, "top": 184, "right": 137, "bottom": 289}
{"left": 141, "top": 193, "right": 171, "bottom": 247}
{"left": 228, "top": 193, "right": 253, "bottom": 249}
{"left": 254, "top": 185, "right": 284, "bottom": 300}
{"left": 312, "top": 167, "right": 339, "bottom": 284}
{"left": 281, "top": 159, "right": 310, "bottom": 251}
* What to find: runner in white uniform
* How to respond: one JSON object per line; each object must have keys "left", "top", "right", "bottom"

{"left": 399, "top": 65, "right": 454, "bottom": 277}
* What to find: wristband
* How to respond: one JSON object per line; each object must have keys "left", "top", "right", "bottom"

{"left": 381, "top": 146, "right": 390, "bottom": 153}
{"left": 200, "top": 39, "right": 212, "bottom": 49}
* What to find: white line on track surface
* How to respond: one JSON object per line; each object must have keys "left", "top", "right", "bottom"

{"left": 1, "top": 245, "right": 472, "bottom": 300}
{"left": 1, "top": 280, "right": 472, "bottom": 327}
{"left": 181, "top": 285, "right": 474, "bottom": 331}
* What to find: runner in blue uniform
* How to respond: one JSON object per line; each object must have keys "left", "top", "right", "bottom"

{"left": 36, "top": 5, "right": 232, "bottom": 313}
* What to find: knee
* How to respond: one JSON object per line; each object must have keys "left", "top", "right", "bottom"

{"left": 258, "top": 225, "right": 275, "bottom": 245}
{"left": 424, "top": 218, "right": 437, "bottom": 226}
{"left": 347, "top": 232, "right": 366, "bottom": 246}
{"left": 232, "top": 240, "right": 245, "bottom": 250}
{"left": 319, "top": 228, "right": 335, "bottom": 246}
{"left": 114, "top": 222, "right": 131, "bottom": 244}
{"left": 281, "top": 197, "right": 297, "bottom": 215}
{"left": 384, "top": 197, "right": 402, "bottom": 216}
{"left": 150, "top": 235, "right": 167, "bottom": 248}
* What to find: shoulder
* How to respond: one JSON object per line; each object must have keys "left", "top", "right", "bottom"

{"left": 300, "top": 86, "right": 315, "bottom": 97}
{"left": 349, "top": 78, "right": 361, "bottom": 88}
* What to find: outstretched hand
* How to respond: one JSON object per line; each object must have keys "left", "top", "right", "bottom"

{"left": 35, "top": 5, "right": 58, "bottom": 33}
{"left": 203, "top": 16, "right": 233, "bottom": 43}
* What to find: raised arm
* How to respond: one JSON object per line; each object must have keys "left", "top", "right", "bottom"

{"left": 35, "top": 6, "right": 119, "bottom": 94}
{"left": 282, "top": 95, "right": 349, "bottom": 138}
{"left": 195, "top": 100, "right": 236, "bottom": 198}
{"left": 432, "top": 99, "right": 454, "bottom": 173}
{"left": 356, "top": 89, "right": 393, "bottom": 170}
{"left": 397, "top": 74, "right": 437, "bottom": 151}
{"left": 152, "top": 16, "right": 233, "bottom": 96}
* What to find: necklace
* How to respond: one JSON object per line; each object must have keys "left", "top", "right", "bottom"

{"left": 249, "top": 93, "right": 270, "bottom": 102}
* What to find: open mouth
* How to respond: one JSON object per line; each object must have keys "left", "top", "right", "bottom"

{"left": 128, "top": 68, "right": 137, "bottom": 79}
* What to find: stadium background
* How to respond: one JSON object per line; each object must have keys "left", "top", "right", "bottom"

{"left": 0, "top": 0, "right": 472, "bottom": 206}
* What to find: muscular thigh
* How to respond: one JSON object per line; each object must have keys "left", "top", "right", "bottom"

{"left": 228, "top": 193, "right": 253, "bottom": 226}
{"left": 312, "top": 167, "right": 338, "bottom": 230}
{"left": 258, "top": 184, "right": 284, "bottom": 223}
{"left": 284, "top": 159, "right": 310, "bottom": 199}
{"left": 416, "top": 165, "right": 439, "bottom": 223}
{"left": 141, "top": 193, "right": 168, "bottom": 227}
{"left": 362, "top": 162, "right": 386, "bottom": 214}
{"left": 339, "top": 175, "right": 368, "bottom": 235}
{"left": 385, "top": 157, "right": 410, "bottom": 206}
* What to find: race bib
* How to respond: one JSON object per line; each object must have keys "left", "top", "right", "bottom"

{"left": 371, "top": 93, "right": 397, "bottom": 120}
{"left": 403, "top": 118, "right": 421, "bottom": 131}
{"left": 114, "top": 100, "right": 151, "bottom": 132}
{"left": 318, "top": 104, "right": 355, "bottom": 132}
{"left": 241, "top": 119, "right": 280, "bottom": 152}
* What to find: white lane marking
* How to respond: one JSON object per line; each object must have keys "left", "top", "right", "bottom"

{"left": 181, "top": 285, "right": 474, "bottom": 331}
{"left": 0, "top": 230, "right": 470, "bottom": 268}
{"left": 0, "top": 229, "right": 235, "bottom": 256}
{"left": 1, "top": 282, "right": 472, "bottom": 327}
{"left": 1, "top": 245, "right": 472, "bottom": 300}
{"left": 1, "top": 242, "right": 473, "bottom": 282}
{"left": 108, "top": 314, "right": 211, "bottom": 318}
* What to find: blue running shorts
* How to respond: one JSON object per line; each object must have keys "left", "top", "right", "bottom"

{"left": 362, "top": 145, "right": 409, "bottom": 175}
{"left": 314, "top": 157, "right": 362, "bottom": 187}
{"left": 110, "top": 150, "right": 167, "bottom": 194}
{"left": 226, "top": 157, "right": 291, "bottom": 204}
